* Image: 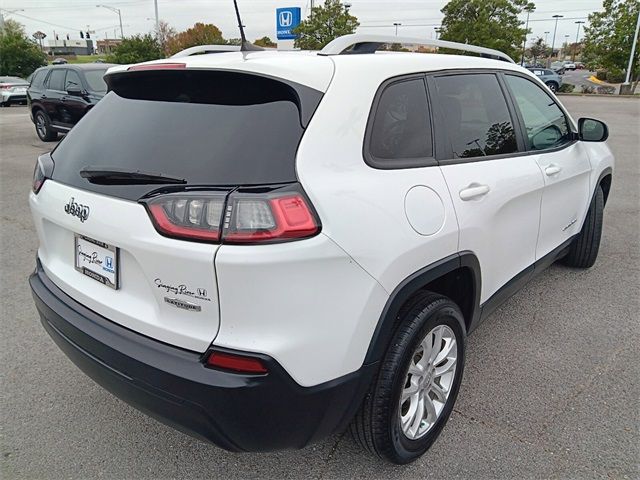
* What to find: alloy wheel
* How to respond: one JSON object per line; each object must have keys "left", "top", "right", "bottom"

{"left": 399, "top": 324, "right": 458, "bottom": 440}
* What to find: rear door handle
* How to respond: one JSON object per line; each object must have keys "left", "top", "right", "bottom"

{"left": 459, "top": 183, "right": 490, "bottom": 201}
{"left": 545, "top": 164, "right": 562, "bottom": 176}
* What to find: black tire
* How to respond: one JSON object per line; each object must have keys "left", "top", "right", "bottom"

{"left": 34, "top": 110, "right": 58, "bottom": 142}
{"left": 350, "top": 292, "right": 466, "bottom": 464}
{"left": 546, "top": 81, "right": 559, "bottom": 93}
{"left": 562, "top": 186, "right": 604, "bottom": 268}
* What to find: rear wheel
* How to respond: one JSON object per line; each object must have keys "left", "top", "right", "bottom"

{"left": 546, "top": 81, "right": 559, "bottom": 93}
{"left": 34, "top": 110, "right": 58, "bottom": 142}
{"left": 350, "top": 292, "right": 466, "bottom": 464}
{"left": 562, "top": 186, "right": 604, "bottom": 268}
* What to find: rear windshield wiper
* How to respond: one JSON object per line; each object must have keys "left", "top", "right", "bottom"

{"left": 79, "top": 167, "right": 187, "bottom": 185}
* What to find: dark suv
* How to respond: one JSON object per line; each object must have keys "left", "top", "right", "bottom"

{"left": 27, "top": 64, "right": 115, "bottom": 141}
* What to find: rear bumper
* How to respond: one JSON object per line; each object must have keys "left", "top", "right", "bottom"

{"left": 29, "top": 260, "right": 375, "bottom": 452}
{"left": 1, "top": 92, "right": 26, "bottom": 103}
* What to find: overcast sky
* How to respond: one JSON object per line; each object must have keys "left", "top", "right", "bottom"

{"left": 3, "top": 0, "right": 603, "bottom": 48}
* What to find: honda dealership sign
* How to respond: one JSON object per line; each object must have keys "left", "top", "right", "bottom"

{"left": 276, "top": 7, "right": 301, "bottom": 40}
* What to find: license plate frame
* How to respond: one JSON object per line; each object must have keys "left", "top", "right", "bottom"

{"left": 74, "top": 234, "right": 119, "bottom": 290}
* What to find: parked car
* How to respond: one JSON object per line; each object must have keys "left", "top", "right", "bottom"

{"left": 27, "top": 63, "right": 115, "bottom": 141}
{"left": 28, "top": 35, "right": 613, "bottom": 464}
{"left": 575, "top": 61, "right": 585, "bottom": 69}
{"left": 563, "top": 62, "right": 577, "bottom": 70}
{"left": 527, "top": 67, "right": 563, "bottom": 92}
{"left": 52, "top": 57, "right": 68, "bottom": 65}
{"left": 0, "top": 76, "right": 30, "bottom": 106}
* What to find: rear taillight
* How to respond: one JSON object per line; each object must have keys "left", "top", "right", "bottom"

{"left": 205, "top": 350, "right": 268, "bottom": 374}
{"left": 146, "top": 192, "right": 226, "bottom": 241}
{"left": 0, "top": 85, "right": 11, "bottom": 90}
{"left": 32, "top": 153, "right": 54, "bottom": 194}
{"left": 143, "top": 185, "right": 320, "bottom": 244}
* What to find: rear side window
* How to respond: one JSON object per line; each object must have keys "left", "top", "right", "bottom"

{"left": 65, "top": 70, "right": 82, "bottom": 90}
{"left": 505, "top": 75, "right": 572, "bottom": 151}
{"left": 434, "top": 74, "right": 518, "bottom": 159}
{"left": 51, "top": 70, "right": 323, "bottom": 201}
{"left": 47, "top": 69, "right": 66, "bottom": 91}
{"left": 30, "top": 70, "right": 47, "bottom": 89}
{"left": 367, "top": 77, "right": 433, "bottom": 167}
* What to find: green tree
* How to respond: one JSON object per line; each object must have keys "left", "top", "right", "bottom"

{"left": 0, "top": 19, "right": 47, "bottom": 77}
{"left": 582, "top": 0, "right": 640, "bottom": 81}
{"left": 106, "top": 34, "right": 163, "bottom": 64}
{"left": 293, "top": 0, "right": 359, "bottom": 50}
{"left": 155, "top": 20, "right": 177, "bottom": 57}
{"left": 439, "top": 0, "right": 529, "bottom": 61}
{"left": 166, "top": 23, "right": 225, "bottom": 56}
{"left": 527, "top": 37, "right": 549, "bottom": 63}
{"left": 226, "top": 37, "right": 242, "bottom": 46}
{"left": 253, "top": 36, "right": 277, "bottom": 48}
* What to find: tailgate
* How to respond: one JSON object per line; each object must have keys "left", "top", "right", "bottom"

{"left": 29, "top": 180, "right": 220, "bottom": 352}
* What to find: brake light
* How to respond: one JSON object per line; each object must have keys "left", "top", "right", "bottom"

{"left": 32, "top": 153, "right": 55, "bottom": 194}
{"left": 0, "top": 85, "right": 12, "bottom": 90}
{"left": 205, "top": 351, "right": 268, "bottom": 374}
{"left": 143, "top": 186, "right": 320, "bottom": 244}
{"left": 127, "top": 63, "right": 186, "bottom": 71}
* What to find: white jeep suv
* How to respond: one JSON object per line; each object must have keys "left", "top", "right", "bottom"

{"left": 29, "top": 35, "right": 614, "bottom": 464}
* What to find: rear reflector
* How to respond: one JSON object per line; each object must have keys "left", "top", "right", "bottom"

{"left": 205, "top": 351, "right": 268, "bottom": 374}
{"left": 127, "top": 63, "right": 186, "bottom": 71}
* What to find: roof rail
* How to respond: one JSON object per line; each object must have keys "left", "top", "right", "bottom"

{"left": 170, "top": 45, "right": 242, "bottom": 58}
{"left": 319, "top": 34, "right": 514, "bottom": 63}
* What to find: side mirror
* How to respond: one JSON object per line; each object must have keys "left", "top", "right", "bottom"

{"left": 579, "top": 118, "right": 609, "bottom": 142}
{"left": 66, "top": 87, "right": 84, "bottom": 97}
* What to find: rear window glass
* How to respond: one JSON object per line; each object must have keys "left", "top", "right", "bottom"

{"left": 84, "top": 69, "right": 108, "bottom": 92}
{"left": 51, "top": 70, "right": 322, "bottom": 200}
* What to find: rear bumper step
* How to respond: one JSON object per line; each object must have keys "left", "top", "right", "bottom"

{"left": 29, "top": 260, "right": 374, "bottom": 452}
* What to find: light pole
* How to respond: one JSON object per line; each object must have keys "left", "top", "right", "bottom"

{"left": 623, "top": 9, "right": 640, "bottom": 87}
{"left": 549, "top": 14, "right": 563, "bottom": 66}
{"left": 393, "top": 22, "right": 401, "bottom": 36}
{"left": 573, "top": 20, "right": 585, "bottom": 62}
{"left": 153, "top": 0, "right": 159, "bottom": 34}
{"left": 97, "top": 4, "right": 123, "bottom": 38}
{"left": 520, "top": 3, "right": 535, "bottom": 65}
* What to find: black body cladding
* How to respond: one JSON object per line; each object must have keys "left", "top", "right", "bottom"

{"left": 30, "top": 261, "right": 374, "bottom": 452}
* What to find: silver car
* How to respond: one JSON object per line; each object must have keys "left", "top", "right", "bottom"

{"left": 0, "top": 76, "right": 30, "bottom": 106}
{"left": 527, "top": 68, "right": 563, "bottom": 93}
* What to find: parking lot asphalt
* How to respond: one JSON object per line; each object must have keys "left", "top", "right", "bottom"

{"left": 1, "top": 97, "right": 638, "bottom": 479}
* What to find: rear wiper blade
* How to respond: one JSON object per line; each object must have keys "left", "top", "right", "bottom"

{"left": 79, "top": 167, "right": 187, "bottom": 185}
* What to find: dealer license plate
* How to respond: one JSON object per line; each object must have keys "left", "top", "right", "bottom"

{"left": 74, "top": 234, "right": 119, "bottom": 289}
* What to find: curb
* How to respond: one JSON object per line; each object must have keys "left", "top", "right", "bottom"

{"left": 557, "top": 93, "right": 640, "bottom": 98}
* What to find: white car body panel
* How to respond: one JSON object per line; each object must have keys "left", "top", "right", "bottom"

{"left": 29, "top": 180, "right": 221, "bottom": 352}
{"left": 213, "top": 234, "right": 389, "bottom": 386}
{"left": 439, "top": 158, "right": 544, "bottom": 302}
{"left": 533, "top": 142, "right": 593, "bottom": 259}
